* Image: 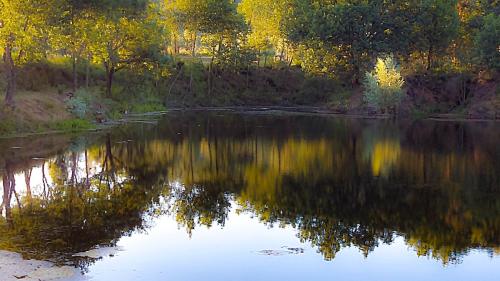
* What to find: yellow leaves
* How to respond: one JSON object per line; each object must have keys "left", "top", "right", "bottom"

{"left": 238, "top": 0, "right": 286, "bottom": 49}
{"left": 0, "top": 0, "right": 60, "bottom": 64}
{"left": 363, "top": 55, "right": 405, "bottom": 111}
{"left": 374, "top": 56, "right": 404, "bottom": 90}
{"left": 369, "top": 139, "right": 401, "bottom": 177}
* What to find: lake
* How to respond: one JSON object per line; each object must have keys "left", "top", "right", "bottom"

{"left": 1, "top": 110, "right": 499, "bottom": 281}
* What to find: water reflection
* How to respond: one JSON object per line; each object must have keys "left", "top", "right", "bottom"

{"left": 0, "top": 112, "right": 499, "bottom": 269}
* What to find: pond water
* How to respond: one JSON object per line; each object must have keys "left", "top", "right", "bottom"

{"left": 1, "top": 111, "right": 500, "bottom": 281}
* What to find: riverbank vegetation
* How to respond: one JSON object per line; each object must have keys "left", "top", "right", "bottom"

{"left": 0, "top": 0, "right": 499, "bottom": 135}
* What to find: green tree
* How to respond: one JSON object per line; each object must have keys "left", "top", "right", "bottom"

{"left": 0, "top": 0, "right": 60, "bottom": 107}
{"left": 414, "top": 0, "right": 460, "bottom": 70}
{"left": 88, "top": 3, "right": 167, "bottom": 97}
{"left": 51, "top": 2, "right": 96, "bottom": 92}
{"left": 475, "top": 13, "right": 500, "bottom": 70}
{"left": 284, "top": 1, "right": 392, "bottom": 82}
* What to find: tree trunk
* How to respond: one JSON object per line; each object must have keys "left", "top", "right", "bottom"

{"left": 280, "top": 39, "right": 285, "bottom": 62}
{"left": 72, "top": 54, "right": 78, "bottom": 92}
{"left": 427, "top": 45, "right": 433, "bottom": 71}
{"left": 4, "top": 36, "right": 16, "bottom": 108}
{"left": 173, "top": 35, "right": 178, "bottom": 55}
{"left": 208, "top": 56, "right": 214, "bottom": 98}
{"left": 246, "top": 63, "right": 250, "bottom": 90}
{"left": 192, "top": 32, "right": 197, "bottom": 57}
{"left": 189, "top": 68, "right": 193, "bottom": 94}
{"left": 350, "top": 48, "right": 359, "bottom": 86}
{"left": 85, "top": 55, "right": 91, "bottom": 88}
{"left": 105, "top": 63, "right": 115, "bottom": 98}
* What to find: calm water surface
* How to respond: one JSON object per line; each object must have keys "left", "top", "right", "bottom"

{"left": 1, "top": 111, "right": 499, "bottom": 281}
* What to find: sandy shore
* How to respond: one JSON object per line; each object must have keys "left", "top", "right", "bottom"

{"left": 0, "top": 251, "right": 84, "bottom": 281}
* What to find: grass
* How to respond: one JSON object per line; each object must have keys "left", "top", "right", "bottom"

{"left": 410, "top": 109, "right": 432, "bottom": 120}
{"left": 0, "top": 88, "right": 97, "bottom": 136}
{"left": 51, "top": 119, "right": 95, "bottom": 132}
{"left": 327, "top": 90, "right": 353, "bottom": 111}
{"left": 0, "top": 118, "right": 16, "bottom": 135}
{"left": 130, "top": 103, "right": 167, "bottom": 113}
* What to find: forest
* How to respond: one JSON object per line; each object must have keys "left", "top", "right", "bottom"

{"left": 0, "top": 0, "right": 499, "bottom": 134}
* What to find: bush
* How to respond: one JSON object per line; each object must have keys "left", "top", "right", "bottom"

{"left": 65, "top": 88, "right": 94, "bottom": 118}
{"left": 363, "top": 56, "right": 405, "bottom": 113}
{"left": 295, "top": 77, "right": 330, "bottom": 104}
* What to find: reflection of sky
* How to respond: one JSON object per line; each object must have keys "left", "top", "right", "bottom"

{"left": 86, "top": 209, "right": 500, "bottom": 281}
{"left": 2, "top": 147, "right": 500, "bottom": 280}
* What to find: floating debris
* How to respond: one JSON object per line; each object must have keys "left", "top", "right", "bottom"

{"left": 257, "top": 247, "right": 305, "bottom": 256}
{"left": 73, "top": 246, "right": 124, "bottom": 259}
{"left": 282, "top": 247, "right": 305, "bottom": 254}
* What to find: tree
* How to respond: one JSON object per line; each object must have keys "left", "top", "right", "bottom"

{"left": 413, "top": 0, "right": 460, "bottom": 70}
{"left": 164, "top": 0, "right": 247, "bottom": 95}
{"left": 0, "top": 0, "right": 59, "bottom": 107}
{"left": 164, "top": 0, "right": 243, "bottom": 56}
{"left": 238, "top": 0, "right": 289, "bottom": 65}
{"left": 51, "top": 2, "right": 96, "bottom": 92}
{"left": 89, "top": 3, "right": 167, "bottom": 97}
{"left": 283, "top": 0, "right": 394, "bottom": 82}
{"left": 475, "top": 13, "right": 500, "bottom": 70}
{"left": 363, "top": 56, "right": 405, "bottom": 113}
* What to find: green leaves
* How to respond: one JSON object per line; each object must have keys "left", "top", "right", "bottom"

{"left": 363, "top": 56, "right": 405, "bottom": 113}
{"left": 475, "top": 13, "right": 500, "bottom": 70}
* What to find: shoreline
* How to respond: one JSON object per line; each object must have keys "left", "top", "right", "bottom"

{"left": 1, "top": 106, "right": 498, "bottom": 140}
{"left": 0, "top": 250, "right": 83, "bottom": 281}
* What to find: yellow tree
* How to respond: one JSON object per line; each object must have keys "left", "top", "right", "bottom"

{"left": 238, "top": 0, "right": 289, "bottom": 65}
{"left": 0, "top": 0, "right": 60, "bottom": 107}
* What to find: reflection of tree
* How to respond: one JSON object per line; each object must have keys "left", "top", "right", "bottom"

{"left": 137, "top": 114, "right": 500, "bottom": 264}
{"left": 2, "top": 162, "right": 16, "bottom": 225}
{"left": 0, "top": 137, "right": 168, "bottom": 267}
{"left": 0, "top": 113, "right": 499, "bottom": 266}
{"left": 170, "top": 182, "right": 232, "bottom": 236}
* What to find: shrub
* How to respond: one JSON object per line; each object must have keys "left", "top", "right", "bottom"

{"left": 363, "top": 56, "right": 405, "bottom": 113}
{"left": 65, "top": 88, "right": 93, "bottom": 118}
{"left": 295, "top": 77, "right": 330, "bottom": 104}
